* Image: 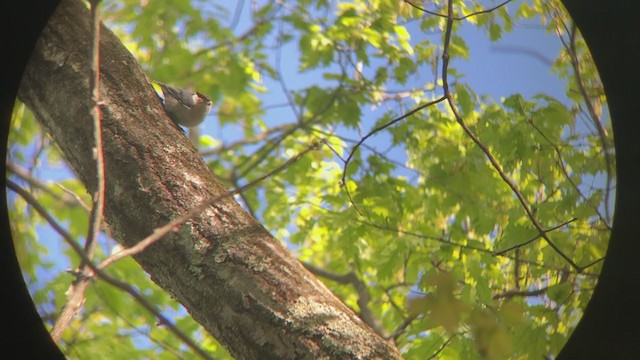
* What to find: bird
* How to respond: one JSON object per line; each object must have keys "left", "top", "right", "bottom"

{"left": 156, "top": 82, "right": 212, "bottom": 128}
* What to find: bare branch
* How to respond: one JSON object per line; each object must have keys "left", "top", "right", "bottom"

{"left": 456, "top": 0, "right": 513, "bottom": 21}
{"left": 7, "top": 180, "right": 93, "bottom": 267}
{"left": 359, "top": 219, "right": 490, "bottom": 254}
{"left": 228, "top": 168, "right": 258, "bottom": 219}
{"left": 27, "top": 130, "right": 48, "bottom": 175}
{"left": 493, "top": 268, "right": 573, "bottom": 301}
{"left": 84, "top": 0, "right": 106, "bottom": 265}
{"left": 404, "top": 0, "right": 447, "bottom": 18}
{"left": 275, "top": 19, "right": 301, "bottom": 121}
{"left": 51, "top": 0, "right": 104, "bottom": 341}
{"left": 404, "top": 0, "right": 514, "bottom": 21}
{"left": 581, "top": 256, "right": 605, "bottom": 271}
{"left": 193, "top": 10, "right": 275, "bottom": 57}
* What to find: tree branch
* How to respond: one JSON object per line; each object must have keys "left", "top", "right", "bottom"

{"left": 387, "top": 313, "right": 419, "bottom": 341}
{"left": 492, "top": 286, "right": 548, "bottom": 300}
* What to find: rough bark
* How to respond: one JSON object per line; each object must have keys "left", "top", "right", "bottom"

{"left": 17, "top": 0, "right": 402, "bottom": 358}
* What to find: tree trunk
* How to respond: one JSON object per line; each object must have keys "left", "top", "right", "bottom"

{"left": 17, "top": 0, "right": 401, "bottom": 358}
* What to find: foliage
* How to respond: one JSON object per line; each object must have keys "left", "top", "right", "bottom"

{"left": 8, "top": 0, "right": 612, "bottom": 358}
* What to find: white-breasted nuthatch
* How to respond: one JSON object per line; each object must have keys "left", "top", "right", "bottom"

{"left": 157, "top": 82, "right": 212, "bottom": 128}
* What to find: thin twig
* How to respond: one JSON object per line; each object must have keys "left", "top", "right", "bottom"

{"left": 275, "top": 19, "right": 300, "bottom": 120}
{"left": 545, "top": 4, "right": 612, "bottom": 223}
{"left": 493, "top": 218, "right": 577, "bottom": 255}
{"left": 96, "top": 292, "right": 189, "bottom": 359}
{"left": 491, "top": 45, "right": 554, "bottom": 66}
{"left": 581, "top": 256, "right": 605, "bottom": 270}
{"left": 229, "top": 0, "right": 245, "bottom": 31}
{"left": 51, "top": 0, "right": 104, "bottom": 341}
{"left": 27, "top": 131, "right": 47, "bottom": 176}
{"left": 404, "top": 0, "right": 513, "bottom": 21}
{"left": 492, "top": 286, "right": 548, "bottom": 300}
{"left": 86, "top": 0, "right": 106, "bottom": 262}
{"left": 50, "top": 276, "right": 92, "bottom": 343}
{"left": 320, "top": 138, "right": 346, "bottom": 162}
{"left": 7, "top": 162, "right": 80, "bottom": 207}
{"left": 494, "top": 267, "right": 574, "bottom": 300}
{"left": 193, "top": 10, "right": 275, "bottom": 57}
{"left": 427, "top": 335, "right": 455, "bottom": 360}
{"left": 7, "top": 180, "right": 95, "bottom": 269}
{"left": 91, "top": 271, "right": 217, "bottom": 360}
{"left": 358, "top": 218, "right": 490, "bottom": 254}
{"left": 341, "top": 96, "right": 447, "bottom": 215}
{"left": 404, "top": 0, "right": 448, "bottom": 18}
{"left": 313, "top": 128, "right": 428, "bottom": 178}
{"left": 56, "top": 183, "right": 92, "bottom": 212}
{"left": 456, "top": 0, "right": 513, "bottom": 21}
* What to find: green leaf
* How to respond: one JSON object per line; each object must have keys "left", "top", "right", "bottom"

{"left": 489, "top": 22, "right": 502, "bottom": 41}
{"left": 449, "top": 34, "right": 470, "bottom": 59}
{"left": 547, "top": 282, "right": 572, "bottom": 303}
{"left": 454, "top": 83, "right": 475, "bottom": 116}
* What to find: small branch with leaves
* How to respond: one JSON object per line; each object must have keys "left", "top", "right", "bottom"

{"left": 439, "top": 0, "right": 583, "bottom": 272}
